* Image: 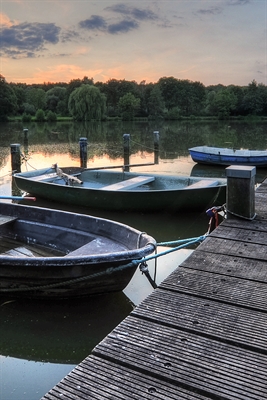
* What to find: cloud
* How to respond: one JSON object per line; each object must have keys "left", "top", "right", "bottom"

{"left": 79, "top": 15, "right": 107, "bottom": 31}
{"left": 0, "top": 22, "right": 61, "bottom": 58}
{"left": 79, "top": 4, "right": 158, "bottom": 34}
{"left": 107, "top": 19, "right": 139, "bottom": 34}
{"left": 60, "top": 29, "right": 81, "bottom": 43}
{"left": 0, "top": 12, "right": 17, "bottom": 27}
{"left": 105, "top": 3, "right": 158, "bottom": 21}
{"left": 80, "top": 17, "right": 139, "bottom": 35}
{"left": 195, "top": 7, "right": 223, "bottom": 16}
{"left": 227, "top": 0, "right": 251, "bottom": 5}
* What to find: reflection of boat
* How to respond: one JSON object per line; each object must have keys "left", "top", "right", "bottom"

{"left": 190, "top": 163, "right": 267, "bottom": 185}
{"left": 190, "top": 163, "right": 227, "bottom": 179}
{"left": 189, "top": 146, "right": 267, "bottom": 167}
{"left": 0, "top": 292, "right": 134, "bottom": 363}
{"left": 14, "top": 166, "right": 226, "bottom": 212}
{"left": 0, "top": 202, "right": 156, "bottom": 299}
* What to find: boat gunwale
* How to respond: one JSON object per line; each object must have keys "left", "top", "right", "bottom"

{"left": 14, "top": 169, "right": 227, "bottom": 192}
{"left": 189, "top": 146, "right": 267, "bottom": 158}
{"left": 0, "top": 203, "right": 156, "bottom": 265}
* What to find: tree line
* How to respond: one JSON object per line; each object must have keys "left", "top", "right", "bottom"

{"left": 1, "top": 74, "right": 266, "bottom": 122}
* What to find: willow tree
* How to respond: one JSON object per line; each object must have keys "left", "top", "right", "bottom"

{"left": 68, "top": 84, "right": 106, "bottom": 121}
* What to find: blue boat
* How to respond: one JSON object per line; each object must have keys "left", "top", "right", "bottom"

{"left": 0, "top": 202, "right": 156, "bottom": 299}
{"left": 189, "top": 146, "right": 267, "bottom": 167}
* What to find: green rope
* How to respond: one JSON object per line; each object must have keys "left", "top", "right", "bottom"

{"left": 0, "top": 262, "right": 137, "bottom": 293}
{"left": 0, "top": 234, "right": 206, "bottom": 294}
{"left": 143, "top": 234, "right": 207, "bottom": 262}
{"left": 157, "top": 235, "right": 207, "bottom": 247}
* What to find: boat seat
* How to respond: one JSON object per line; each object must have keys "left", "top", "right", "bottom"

{"left": 0, "top": 215, "right": 17, "bottom": 225}
{"left": 185, "top": 180, "right": 219, "bottom": 189}
{"left": 101, "top": 176, "right": 155, "bottom": 191}
{"left": 30, "top": 173, "right": 58, "bottom": 182}
{"left": 3, "top": 247, "right": 35, "bottom": 257}
{"left": 65, "top": 237, "right": 128, "bottom": 257}
{"left": 30, "top": 172, "right": 82, "bottom": 183}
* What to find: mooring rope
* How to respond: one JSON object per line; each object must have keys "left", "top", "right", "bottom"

{"left": 0, "top": 234, "right": 206, "bottom": 294}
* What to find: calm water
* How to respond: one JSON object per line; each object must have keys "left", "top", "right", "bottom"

{"left": 1, "top": 120, "right": 267, "bottom": 400}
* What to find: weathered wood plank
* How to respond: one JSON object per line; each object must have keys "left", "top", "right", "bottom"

{"left": 132, "top": 289, "right": 267, "bottom": 353}
{"left": 65, "top": 237, "right": 127, "bottom": 257}
{"left": 184, "top": 179, "right": 219, "bottom": 189}
{"left": 180, "top": 251, "right": 267, "bottom": 282}
{"left": 46, "top": 355, "right": 210, "bottom": 400}
{"left": 0, "top": 215, "right": 17, "bottom": 225}
{"left": 3, "top": 246, "right": 35, "bottom": 257}
{"left": 208, "top": 223, "right": 267, "bottom": 245}
{"left": 221, "top": 217, "right": 267, "bottom": 232}
{"left": 92, "top": 316, "right": 267, "bottom": 400}
{"left": 101, "top": 176, "right": 154, "bottom": 191}
{"left": 161, "top": 266, "right": 267, "bottom": 311}
{"left": 29, "top": 172, "right": 58, "bottom": 181}
{"left": 197, "top": 232, "right": 267, "bottom": 260}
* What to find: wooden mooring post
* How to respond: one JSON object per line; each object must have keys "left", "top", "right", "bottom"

{"left": 123, "top": 134, "right": 130, "bottom": 172}
{"left": 23, "top": 128, "right": 29, "bottom": 155}
{"left": 79, "top": 137, "right": 87, "bottom": 168}
{"left": 10, "top": 143, "right": 21, "bottom": 173}
{"left": 226, "top": 165, "right": 256, "bottom": 220}
{"left": 153, "top": 131, "right": 159, "bottom": 164}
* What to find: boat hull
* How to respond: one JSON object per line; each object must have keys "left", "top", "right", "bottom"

{"left": 14, "top": 168, "right": 226, "bottom": 212}
{"left": 0, "top": 202, "right": 156, "bottom": 299}
{"left": 189, "top": 146, "right": 267, "bottom": 167}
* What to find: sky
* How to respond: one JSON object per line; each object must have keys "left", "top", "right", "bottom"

{"left": 0, "top": 0, "right": 266, "bottom": 86}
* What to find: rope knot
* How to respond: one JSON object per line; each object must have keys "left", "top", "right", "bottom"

{"left": 139, "top": 262, "right": 149, "bottom": 274}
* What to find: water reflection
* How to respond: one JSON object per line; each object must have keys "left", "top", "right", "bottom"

{"left": 0, "top": 292, "right": 134, "bottom": 364}
{"left": 190, "top": 163, "right": 267, "bottom": 184}
{"left": 2, "top": 120, "right": 267, "bottom": 167}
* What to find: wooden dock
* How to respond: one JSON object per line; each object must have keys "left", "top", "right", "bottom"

{"left": 41, "top": 180, "right": 267, "bottom": 400}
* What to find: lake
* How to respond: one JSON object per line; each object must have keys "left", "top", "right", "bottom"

{"left": 1, "top": 120, "right": 267, "bottom": 399}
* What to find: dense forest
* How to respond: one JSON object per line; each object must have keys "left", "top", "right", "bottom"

{"left": 1, "top": 74, "right": 267, "bottom": 122}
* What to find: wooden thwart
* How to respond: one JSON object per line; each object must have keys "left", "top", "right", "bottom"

{"left": 185, "top": 179, "right": 219, "bottom": 189}
{"left": 4, "top": 247, "right": 35, "bottom": 258}
{"left": 0, "top": 215, "right": 17, "bottom": 225}
{"left": 65, "top": 237, "right": 128, "bottom": 257}
{"left": 30, "top": 173, "right": 58, "bottom": 182}
{"left": 101, "top": 176, "right": 155, "bottom": 191}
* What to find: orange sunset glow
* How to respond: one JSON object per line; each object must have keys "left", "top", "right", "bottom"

{"left": 1, "top": 1, "right": 266, "bottom": 86}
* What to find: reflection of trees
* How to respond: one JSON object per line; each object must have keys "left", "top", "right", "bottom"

{"left": 0, "top": 147, "right": 10, "bottom": 168}
{"left": 1, "top": 121, "right": 267, "bottom": 167}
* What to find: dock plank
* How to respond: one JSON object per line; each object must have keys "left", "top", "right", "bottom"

{"left": 161, "top": 266, "right": 267, "bottom": 311}
{"left": 132, "top": 290, "right": 267, "bottom": 353}
{"left": 180, "top": 251, "right": 267, "bottom": 282}
{"left": 208, "top": 223, "right": 267, "bottom": 244}
{"left": 93, "top": 316, "right": 267, "bottom": 400}
{"left": 47, "top": 356, "right": 210, "bottom": 400}
{"left": 198, "top": 235, "right": 267, "bottom": 260}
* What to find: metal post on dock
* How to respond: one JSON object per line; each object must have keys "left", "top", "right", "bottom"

{"left": 10, "top": 143, "right": 21, "bottom": 173}
{"left": 226, "top": 165, "right": 256, "bottom": 220}
{"left": 123, "top": 134, "right": 130, "bottom": 172}
{"left": 153, "top": 131, "right": 159, "bottom": 164}
{"left": 79, "top": 137, "right": 87, "bottom": 168}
